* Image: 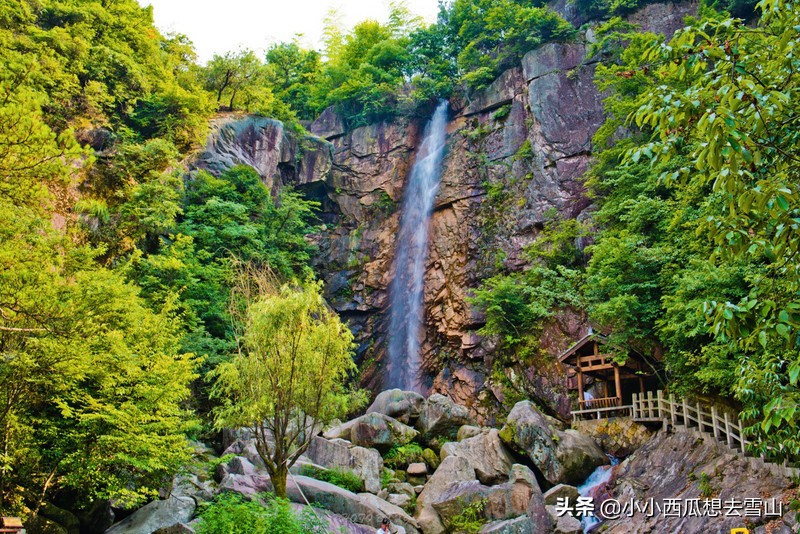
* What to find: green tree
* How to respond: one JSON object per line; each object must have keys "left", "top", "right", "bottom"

{"left": 606, "top": 0, "right": 800, "bottom": 459}
{"left": 264, "top": 41, "right": 323, "bottom": 120}
{"left": 122, "top": 165, "right": 320, "bottom": 416}
{"left": 444, "top": 0, "right": 575, "bottom": 89}
{"left": 203, "top": 51, "right": 262, "bottom": 110}
{"left": 211, "top": 268, "right": 362, "bottom": 498}
{"left": 0, "top": 206, "right": 199, "bottom": 513}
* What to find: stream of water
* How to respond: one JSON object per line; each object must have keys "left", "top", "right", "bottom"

{"left": 577, "top": 455, "right": 620, "bottom": 532}
{"left": 386, "top": 100, "right": 449, "bottom": 392}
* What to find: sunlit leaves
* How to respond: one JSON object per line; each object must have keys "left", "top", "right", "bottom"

{"left": 619, "top": 0, "right": 800, "bottom": 459}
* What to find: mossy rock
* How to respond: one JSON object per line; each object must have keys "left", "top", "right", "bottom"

{"left": 422, "top": 448, "right": 440, "bottom": 470}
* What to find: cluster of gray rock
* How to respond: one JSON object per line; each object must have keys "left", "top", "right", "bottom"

{"left": 102, "top": 391, "right": 609, "bottom": 534}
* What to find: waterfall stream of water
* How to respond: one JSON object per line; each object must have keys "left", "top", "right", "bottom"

{"left": 386, "top": 101, "right": 449, "bottom": 392}
{"left": 576, "top": 455, "right": 620, "bottom": 532}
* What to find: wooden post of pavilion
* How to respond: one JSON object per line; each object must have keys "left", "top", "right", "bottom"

{"left": 639, "top": 376, "right": 645, "bottom": 395}
{"left": 577, "top": 369, "right": 584, "bottom": 407}
{"left": 614, "top": 364, "right": 622, "bottom": 407}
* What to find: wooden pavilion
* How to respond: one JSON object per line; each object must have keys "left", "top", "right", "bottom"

{"left": 559, "top": 332, "right": 652, "bottom": 410}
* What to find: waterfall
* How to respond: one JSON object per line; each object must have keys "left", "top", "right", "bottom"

{"left": 386, "top": 100, "right": 449, "bottom": 392}
{"left": 577, "top": 455, "right": 620, "bottom": 532}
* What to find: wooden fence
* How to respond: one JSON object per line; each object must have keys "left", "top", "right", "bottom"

{"left": 578, "top": 396, "right": 622, "bottom": 410}
{"left": 572, "top": 390, "right": 800, "bottom": 478}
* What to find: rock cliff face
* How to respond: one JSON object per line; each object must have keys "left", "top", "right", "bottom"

{"left": 602, "top": 428, "right": 797, "bottom": 533}
{"left": 195, "top": 2, "right": 698, "bottom": 422}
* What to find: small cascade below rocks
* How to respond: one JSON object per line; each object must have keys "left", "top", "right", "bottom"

{"left": 577, "top": 455, "right": 620, "bottom": 532}
{"left": 387, "top": 100, "right": 449, "bottom": 392}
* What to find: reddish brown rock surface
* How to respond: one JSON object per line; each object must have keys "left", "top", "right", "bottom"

{"left": 194, "top": 2, "right": 699, "bottom": 424}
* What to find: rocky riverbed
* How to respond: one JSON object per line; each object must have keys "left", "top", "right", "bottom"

{"left": 97, "top": 390, "right": 797, "bottom": 534}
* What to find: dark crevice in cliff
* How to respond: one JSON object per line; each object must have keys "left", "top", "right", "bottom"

{"left": 433, "top": 191, "right": 486, "bottom": 212}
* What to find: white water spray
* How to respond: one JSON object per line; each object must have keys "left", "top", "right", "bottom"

{"left": 387, "top": 101, "right": 449, "bottom": 392}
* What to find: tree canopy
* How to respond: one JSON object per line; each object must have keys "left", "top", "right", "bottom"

{"left": 211, "top": 270, "right": 363, "bottom": 498}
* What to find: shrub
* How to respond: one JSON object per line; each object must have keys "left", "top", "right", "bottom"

{"left": 384, "top": 443, "right": 424, "bottom": 469}
{"left": 299, "top": 465, "right": 364, "bottom": 493}
{"left": 196, "top": 493, "right": 327, "bottom": 534}
{"left": 449, "top": 498, "right": 488, "bottom": 533}
{"left": 697, "top": 473, "right": 716, "bottom": 499}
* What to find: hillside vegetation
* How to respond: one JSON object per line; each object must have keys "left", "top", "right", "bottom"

{"left": 0, "top": 0, "right": 797, "bottom": 526}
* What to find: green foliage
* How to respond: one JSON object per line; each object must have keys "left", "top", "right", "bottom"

{"left": 207, "top": 454, "right": 235, "bottom": 477}
{"left": 449, "top": 498, "right": 488, "bottom": 533}
{"left": 513, "top": 139, "right": 534, "bottom": 161}
{"left": 124, "top": 164, "right": 319, "bottom": 374}
{"left": 444, "top": 0, "right": 575, "bottom": 89}
{"left": 384, "top": 443, "right": 424, "bottom": 469}
{"left": 211, "top": 271, "right": 364, "bottom": 497}
{"left": 0, "top": 204, "right": 200, "bottom": 511}
{"left": 471, "top": 216, "right": 586, "bottom": 349}
{"left": 298, "top": 465, "right": 363, "bottom": 493}
{"left": 196, "top": 493, "right": 328, "bottom": 534}
{"left": 608, "top": 0, "right": 800, "bottom": 460}
{"left": 249, "top": 1, "right": 574, "bottom": 126}
{"left": 491, "top": 104, "right": 511, "bottom": 121}
{"left": 202, "top": 50, "right": 297, "bottom": 125}
{"left": 0, "top": 0, "right": 213, "bottom": 145}
{"left": 697, "top": 472, "right": 716, "bottom": 499}
{"left": 380, "top": 468, "right": 396, "bottom": 489}
{"left": 264, "top": 41, "right": 323, "bottom": 120}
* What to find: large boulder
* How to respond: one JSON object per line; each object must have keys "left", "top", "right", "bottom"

{"left": 26, "top": 516, "right": 68, "bottom": 534}
{"left": 219, "top": 473, "right": 405, "bottom": 531}
{"left": 304, "top": 436, "right": 383, "bottom": 494}
{"left": 225, "top": 456, "right": 259, "bottom": 477}
{"left": 153, "top": 525, "right": 194, "bottom": 534}
{"left": 416, "top": 394, "right": 475, "bottom": 440}
{"left": 546, "top": 505, "right": 582, "bottom": 534}
{"left": 197, "top": 117, "right": 332, "bottom": 193}
{"left": 542, "top": 484, "right": 579, "bottom": 506}
{"left": 440, "top": 429, "right": 515, "bottom": 485}
{"left": 572, "top": 417, "right": 655, "bottom": 457}
{"left": 171, "top": 471, "right": 216, "bottom": 506}
{"left": 499, "top": 402, "right": 607, "bottom": 485}
{"left": 77, "top": 500, "right": 115, "bottom": 534}
{"left": 217, "top": 473, "right": 272, "bottom": 496}
{"left": 359, "top": 493, "right": 420, "bottom": 534}
{"left": 457, "top": 425, "right": 483, "bottom": 441}
{"left": 499, "top": 401, "right": 564, "bottom": 484}
{"left": 387, "top": 482, "right": 416, "bottom": 499}
{"left": 430, "top": 480, "right": 489, "bottom": 527}
{"left": 480, "top": 516, "right": 536, "bottom": 533}
{"left": 289, "top": 504, "right": 374, "bottom": 534}
{"left": 350, "top": 413, "right": 419, "bottom": 452}
{"left": 104, "top": 496, "right": 195, "bottom": 534}
{"left": 323, "top": 418, "right": 359, "bottom": 441}
{"left": 38, "top": 503, "right": 80, "bottom": 534}
{"left": 367, "top": 389, "right": 425, "bottom": 424}
{"left": 554, "top": 429, "right": 609, "bottom": 485}
{"left": 431, "top": 465, "right": 547, "bottom": 530}
{"left": 308, "top": 105, "right": 345, "bottom": 140}
{"left": 415, "top": 456, "right": 477, "bottom": 534}
{"left": 222, "top": 439, "right": 266, "bottom": 470}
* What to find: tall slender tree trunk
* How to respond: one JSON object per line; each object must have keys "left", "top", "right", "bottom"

{"left": 229, "top": 88, "right": 238, "bottom": 111}
{"left": 272, "top": 463, "right": 288, "bottom": 499}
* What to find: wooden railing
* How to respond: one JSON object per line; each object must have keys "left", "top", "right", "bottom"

{"left": 632, "top": 391, "right": 749, "bottom": 451}
{"left": 572, "top": 396, "right": 631, "bottom": 419}
{"left": 579, "top": 396, "right": 621, "bottom": 409}
{"left": 628, "top": 390, "right": 799, "bottom": 478}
